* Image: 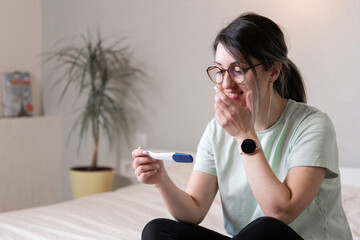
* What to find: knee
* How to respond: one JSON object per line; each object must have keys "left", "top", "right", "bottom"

{"left": 259, "top": 216, "right": 284, "bottom": 222}
{"left": 142, "top": 218, "right": 172, "bottom": 240}
{"left": 255, "top": 216, "right": 286, "bottom": 226}
{"left": 254, "top": 217, "right": 303, "bottom": 240}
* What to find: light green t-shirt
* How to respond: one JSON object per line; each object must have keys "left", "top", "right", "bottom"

{"left": 194, "top": 99, "right": 352, "bottom": 239}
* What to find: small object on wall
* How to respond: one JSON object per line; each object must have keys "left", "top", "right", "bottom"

{"left": 0, "top": 71, "right": 33, "bottom": 117}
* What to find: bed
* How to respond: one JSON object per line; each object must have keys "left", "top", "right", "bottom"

{"left": 0, "top": 161, "right": 359, "bottom": 240}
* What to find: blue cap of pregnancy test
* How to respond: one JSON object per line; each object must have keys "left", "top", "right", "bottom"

{"left": 172, "top": 153, "right": 193, "bottom": 163}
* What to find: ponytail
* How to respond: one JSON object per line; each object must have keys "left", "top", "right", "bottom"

{"left": 274, "top": 59, "right": 307, "bottom": 103}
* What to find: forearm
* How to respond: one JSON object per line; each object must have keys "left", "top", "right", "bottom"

{"left": 241, "top": 150, "right": 294, "bottom": 221}
{"left": 155, "top": 172, "right": 204, "bottom": 224}
{"left": 236, "top": 133, "right": 300, "bottom": 221}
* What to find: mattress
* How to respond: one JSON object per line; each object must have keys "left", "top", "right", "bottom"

{"left": 0, "top": 163, "right": 358, "bottom": 240}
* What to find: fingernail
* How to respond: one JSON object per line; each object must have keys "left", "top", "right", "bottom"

{"left": 142, "top": 150, "right": 148, "bottom": 155}
{"left": 214, "top": 85, "right": 217, "bottom": 91}
{"left": 154, "top": 170, "right": 158, "bottom": 173}
{"left": 155, "top": 164, "right": 160, "bottom": 168}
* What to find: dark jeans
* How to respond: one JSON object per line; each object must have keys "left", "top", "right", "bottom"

{"left": 142, "top": 217, "right": 304, "bottom": 240}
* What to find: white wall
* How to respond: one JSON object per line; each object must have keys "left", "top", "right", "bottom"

{"left": 0, "top": 0, "right": 42, "bottom": 115}
{"left": 40, "top": 0, "right": 360, "bottom": 200}
{"left": 0, "top": 116, "right": 62, "bottom": 212}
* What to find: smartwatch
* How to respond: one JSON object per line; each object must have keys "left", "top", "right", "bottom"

{"left": 240, "top": 139, "right": 259, "bottom": 155}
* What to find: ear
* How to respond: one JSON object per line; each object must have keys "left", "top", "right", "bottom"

{"left": 269, "top": 62, "right": 282, "bottom": 84}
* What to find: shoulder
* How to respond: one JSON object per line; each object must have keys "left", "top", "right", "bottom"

{"left": 285, "top": 101, "right": 339, "bottom": 178}
{"left": 285, "top": 100, "right": 335, "bottom": 132}
{"left": 285, "top": 99, "right": 324, "bottom": 120}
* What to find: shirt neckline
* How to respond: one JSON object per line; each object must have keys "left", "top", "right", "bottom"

{"left": 256, "top": 99, "right": 293, "bottom": 136}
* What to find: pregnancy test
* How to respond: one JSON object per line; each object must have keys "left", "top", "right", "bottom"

{"left": 147, "top": 151, "right": 193, "bottom": 163}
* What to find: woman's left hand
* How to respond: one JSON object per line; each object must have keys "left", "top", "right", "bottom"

{"left": 214, "top": 85, "right": 254, "bottom": 139}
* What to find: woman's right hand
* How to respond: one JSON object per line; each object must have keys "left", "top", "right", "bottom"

{"left": 132, "top": 147, "right": 166, "bottom": 185}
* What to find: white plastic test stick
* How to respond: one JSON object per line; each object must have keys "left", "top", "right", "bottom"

{"left": 147, "top": 151, "right": 193, "bottom": 163}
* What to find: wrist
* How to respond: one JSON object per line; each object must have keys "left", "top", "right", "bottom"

{"left": 155, "top": 170, "right": 170, "bottom": 189}
{"left": 234, "top": 130, "right": 258, "bottom": 145}
{"left": 235, "top": 132, "right": 261, "bottom": 156}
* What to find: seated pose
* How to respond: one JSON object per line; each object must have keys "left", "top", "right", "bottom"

{"left": 132, "top": 13, "right": 352, "bottom": 240}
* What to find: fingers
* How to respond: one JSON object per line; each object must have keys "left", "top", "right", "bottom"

{"left": 132, "top": 147, "right": 163, "bottom": 184}
{"left": 137, "top": 170, "right": 158, "bottom": 184}
{"left": 214, "top": 85, "right": 232, "bottom": 107}
{"left": 246, "top": 91, "right": 253, "bottom": 112}
{"left": 214, "top": 87, "right": 233, "bottom": 118}
{"left": 134, "top": 162, "right": 160, "bottom": 178}
{"left": 214, "top": 92, "right": 228, "bottom": 110}
{"left": 132, "top": 147, "right": 156, "bottom": 170}
{"left": 214, "top": 98, "right": 227, "bottom": 125}
{"left": 131, "top": 147, "right": 146, "bottom": 158}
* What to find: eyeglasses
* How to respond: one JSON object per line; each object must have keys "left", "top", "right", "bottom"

{"left": 206, "top": 63, "right": 263, "bottom": 84}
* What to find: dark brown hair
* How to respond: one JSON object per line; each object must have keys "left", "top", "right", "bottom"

{"left": 213, "top": 13, "right": 306, "bottom": 103}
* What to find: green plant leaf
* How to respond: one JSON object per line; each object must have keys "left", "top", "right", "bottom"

{"left": 43, "top": 30, "right": 147, "bottom": 168}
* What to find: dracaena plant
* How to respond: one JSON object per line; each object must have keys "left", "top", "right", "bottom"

{"left": 45, "top": 32, "right": 145, "bottom": 170}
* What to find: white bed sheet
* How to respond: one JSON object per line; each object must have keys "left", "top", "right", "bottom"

{"left": 0, "top": 163, "right": 358, "bottom": 240}
{"left": 0, "top": 163, "right": 224, "bottom": 240}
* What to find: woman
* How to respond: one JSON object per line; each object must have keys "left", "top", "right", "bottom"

{"left": 132, "top": 13, "right": 352, "bottom": 239}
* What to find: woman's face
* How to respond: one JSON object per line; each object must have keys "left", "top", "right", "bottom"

{"left": 214, "top": 43, "right": 272, "bottom": 108}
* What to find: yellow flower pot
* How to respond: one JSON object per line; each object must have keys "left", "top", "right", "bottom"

{"left": 69, "top": 167, "right": 114, "bottom": 199}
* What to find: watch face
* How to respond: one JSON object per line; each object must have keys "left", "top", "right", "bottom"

{"left": 241, "top": 139, "right": 257, "bottom": 154}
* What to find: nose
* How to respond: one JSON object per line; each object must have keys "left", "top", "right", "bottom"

{"left": 221, "top": 71, "right": 236, "bottom": 89}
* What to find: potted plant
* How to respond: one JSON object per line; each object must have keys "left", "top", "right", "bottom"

{"left": 45, "top": 32, "right": 144, "bottom": 198}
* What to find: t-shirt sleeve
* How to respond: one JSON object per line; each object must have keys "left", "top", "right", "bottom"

{"left": 193, "top": 120, "right": 217, "bottom": 176}
{"left": 287, "top": 113, "right": 339, "bottom": 179}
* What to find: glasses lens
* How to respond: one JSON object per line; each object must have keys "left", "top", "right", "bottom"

{"left": 229, "top": 66, "right": 245, "bottom": 83}
{"left": 207, "top": 67, "right": 222, "bottom": 83}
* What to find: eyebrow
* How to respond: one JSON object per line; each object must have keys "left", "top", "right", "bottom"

{"left": 215, "top": 61, "right": 239, "bottom": 67}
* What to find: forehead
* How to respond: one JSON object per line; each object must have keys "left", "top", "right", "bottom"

{"left": 215, "top": 43, "right": 257, "bottom": 66}
{"left": 215, "top": 43, "right": 236, "bottom": 66}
